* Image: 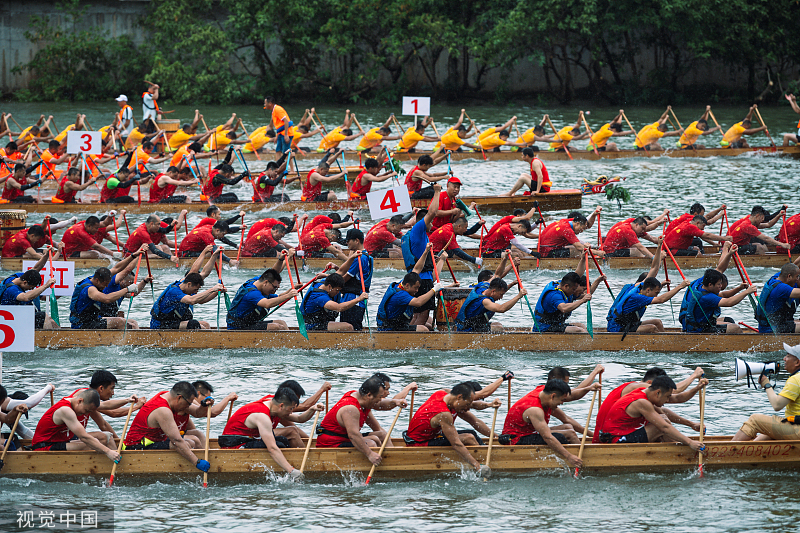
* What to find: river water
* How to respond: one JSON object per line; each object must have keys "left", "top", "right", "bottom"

{"left": 0, "top": 102, "right": 799, "bottom": 532}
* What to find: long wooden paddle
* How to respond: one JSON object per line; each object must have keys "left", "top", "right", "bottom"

{"left": 227, "top": 400, "right": 235, "bottom": 423}
{"left": 430, "top": 246, "right": 450, "bottom": 330}
{"left": 585, "top": 249, "right": 593, "bottom": 338}
{"left": 582, "top": 114, "right": 599, "bottom": 155}
{"left": 545, "top": 116, "right": 573, "bottom": 160}
{"left": 356, "top": 251, "right": 371, "bottom": 336}
{"left": 621, "top": 112, "right": 648, "bottom": 155}
{"left": 108, "top": 401, "right": 135, "bottom": 486}
{"left": 698, "top": 384, "right": 706, "bottom": 477}
{"left": 299, "top": 409, "right": 321, "bottom": 474}
{"left": 0, "top": 410, "right": 23, "bottom": 472}
{"left": 574, "top": 387, "right": 599, "bottom": 478}
{"left": 408, "top": 389, "right": 415, "bottom": 429}
{"left": 202, "top": 408, "right": 211, "bottom": 487}
{"left": 508, "top": 252, "right": 538, "bottom": 332}
{"left": 483, "top": 404, "right": 500, "bottom": 481}
{"left": 364, "top": 405, "right": 404, "bottom": 485}
{"left": 753, "top": 107, "right": 777, "bottom": 150}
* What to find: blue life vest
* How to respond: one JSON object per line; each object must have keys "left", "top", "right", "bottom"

{"left": 534, "top": 281, "right": 573, "bottom": 330}
{"left": 341, "top": 253, "right": 374, "bottom": 297}
{"left": 606, "top": 283, "right": 647, "bottom": 333}
{"left": 377, "top": 282, "right": 414, "bottom": 330}
{"left": 678, "top": 278, "right": 702, "bottom": 327}
{"left": 301, "top": 282, "right": 338, "bottom": 325}
{"left": 455, "top": 286, "right": 494, "bottom": 332}
{"left": 226, "top": 276, "right": 270, "bottom": 328}
{"left": 70, "top": 277, "right": 101, "bottom": 327}
{"left": 757, "top": 273, "right": 799, "bottom": 332}
{"left": 680, "top": 279, "right": 719, "bottom": 332}
{"left": 0, "top": 273, "right": 41, "bottom": 310}
{"left": 151, "top": 281, "right": 193, "bottom": 328}
{"left": 100, "top": 275, "right": 124, "bottom": 317}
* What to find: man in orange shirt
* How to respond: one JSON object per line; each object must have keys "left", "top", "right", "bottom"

{"left": 264, "top": 97, "right": 296, "bottom": 153}
{"left": 677, "top": 106, "right": 720, "bottom": 149}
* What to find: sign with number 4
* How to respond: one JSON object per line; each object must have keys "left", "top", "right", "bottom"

{"left": 0, "top": 306, "right": 35, "bottom": 352}
{"left": 366, "top": 186, "right": 413, "bottom": 221}
{"left": 66, "top": 131, "right": 102, "bottom": 155}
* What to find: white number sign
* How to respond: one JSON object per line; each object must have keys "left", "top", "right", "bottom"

{"left": 366, "top": 186, "right": 413, "bottom": 221}
{"left": 22, "top": 260, "right": 75, "bottom": 297}
{"left": 0, "top": 306, "right": 35, "bottom": 352}
{"left": 66, "top": 131, "right": 102, "bottom": 155}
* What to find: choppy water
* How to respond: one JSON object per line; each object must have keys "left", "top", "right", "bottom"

{"left": 1, "top": 102, "right": 799, "bottom": 532}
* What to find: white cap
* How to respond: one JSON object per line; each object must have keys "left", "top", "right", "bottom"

{"left": 115, "top": 95, "right": 128, "bottom": 102}
{"left": 783, "top": 343, "right": 800, "bottom": 358}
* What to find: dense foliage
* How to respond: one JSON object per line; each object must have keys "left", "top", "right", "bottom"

{"left": 12, "top": 0, "right": 800, "bottom": 104}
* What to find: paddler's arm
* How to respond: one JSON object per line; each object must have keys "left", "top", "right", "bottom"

{"left": 342, "top": 407, "right": 383, "bottom": 465}
{"left": 572, "top": 365, "right": 604, "bottom": 394}
{"left": 57, "top": 407, "right": 120, "bottom": 462}
{"left": 286, "top": 403, "right": 324, "bottom": 423}
{"left": 526, "top": 407, "right": 582, "bottom": 468}
{"left": 155, "top": 407, "right": 201, "bottom": 466}
{"left": 553, "top": 407, "right": 588, "bottom": 435}
{"left": 436, "top": 412, "right": 483, "bottom": 470}
{"left": 298, "top": 382, "right": 332, "bottom": 412}
{"left": 88, "top": 409, "right": 119, "bottom": 438}
{"left": 258, "top": 288, "right": 298, "bottom": 308}
{"left": 670, "top": 377, "right": 709, "bottom": 403}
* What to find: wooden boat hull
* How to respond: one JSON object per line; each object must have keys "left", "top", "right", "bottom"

{"left": 33, "top": 328, "right": 799, "bottom": 352}
{"left": 245, "top": 145, "right": 800, "bottom": 162}
{"left": 1, "top": 251, "right": 789, "bottom": 273}
{"left": 5, "top": 190, "right": 581, "bottom": 215}
{"left": 3, "top": 438, "right": 798, "bottom": 478}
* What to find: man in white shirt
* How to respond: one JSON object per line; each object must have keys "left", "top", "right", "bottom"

{"left": 115, "top": 95, "right": 134, "bottom": 139}
{"left": 142, "top": 84, "right": 160, "bottom": 123}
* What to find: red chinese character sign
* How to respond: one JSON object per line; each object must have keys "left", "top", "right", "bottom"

{"left": 366, "top": 186, "right": 412, "bottom": 221}
{"left": 22, "top": 260, "right": 75, "bottom": 297}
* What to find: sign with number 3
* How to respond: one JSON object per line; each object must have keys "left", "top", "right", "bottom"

{"left": 66, "top": 131, "right": 102, "bottom": 155}
{"left": 366, "top": 186, "right": 413, "bottom": 221}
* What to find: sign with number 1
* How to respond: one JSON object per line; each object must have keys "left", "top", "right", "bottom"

{"left": 66, "top": 131, "right": 102, "bottom": 155}
{"left": 402, "top": 96, "right": 431, "bottom": 116}
{"left": 366, "top": 186, "right": 413, "bottom": 221}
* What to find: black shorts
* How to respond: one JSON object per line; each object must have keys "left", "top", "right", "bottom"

{"left": 211, "top": 193, "right": 240, "bottom": 204}
{"left": 218, "top": 435, "right": 289, "bottom": 449}
{"left": 501, "top": 432, "right": 567, "bottom": 445}
{"left": 261, "top": 193, "right": 290, "bottom": 203}
{"left": 229, "top": 320, "right": 273, "bottom": 331}
{"left": 69, "top": 251, "right": 82, "bottom": 258}
{"left": 600, "top": 426, "right": 648, "bottom": 444}
{"left": 336, "top": 432, "right": 375, "bottom": 447}
{"left": 483, "top": 249, "right": 504, "bottom": 258}
{"left": 35, "top": 310, "right": 45, "bottom": 329}
{"left": 605, "top": 248, "right": 631, "bottom": 257}
{"left": 730, "top": 140, "right": 746, "bottom": 149}
{"left": 543, "top": 248, "right": 571, "bottom": 258}
{"left": 307, "top": 192, "right": 330, "bottom": 202}
{"left": 416, "top": 429, "right": 483, "bottom": 447}
{"left": 11, "top": 196, "right": 35, "bottom": 204}
{"left": 415, "top": 278, "right": 436, "bottom": 312}
{"left": 672, "top": 248, "right": 700, "bottom": 256}
{"left": 305, "top": 321, "right": 328, "bottom": 331}
{"left": 539, "top": 322, "right": 567, "bottom": 333}
{"left": 159, "top": 195, "right": 188, "bottom": 204}
{"left": 410, "top": 187, "right": 434, "bottom": 200}
{"left": 791, "top": 244, "right": 800, "bottom": 254}
{"left": 688, "top": 323, "right": 729, "bottom": 334}
{"left": 369, "top": 248, "right": 390, "bottom": 258}
{"left": 73, "top": 318, "right": 108, "bottom": 330}
{"left": 103, "top": 196, "right": 135, "bottom": 204}
{"left": 737, "top": 244, "right": 758, "bottom": 255}
{"left": 32, "top": 441, "right": 68, "bottom": 451}
{"left": 251, "top": 246, "right": 283, "bottom": 257}
{"left": 125, "top": 440, "right": 171, "bottom": 450}
{"left": 340, "top": 304, "right": 365, "bottom": 331}
{"left": 378, "top": 324, "right": 418, "bottom": 332}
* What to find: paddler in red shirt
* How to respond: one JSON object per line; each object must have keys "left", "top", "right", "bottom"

{"left": 364, "top": 214, "right": 412, "bottom": 258}
{"left": 663, "top": 214, "right": 731, "bottom": 256}
{"left": 430, "top": 177, "right": 467, "bottom": 231}
{"left": 429, "top": 213, "right": 485, "bottom": 266}
{"left": 404, "top": 152, "right": 450, "bottom": 199}
{"left": 500, "top": 380, "right": 584, "bottom": 467}
{"left": 301, "top": 148, "right": 347, "bottom": 202}
{"left": 538, "top": 207, "right": 605, "bottom": 258}
{"left": 404, "top": 382, "right": 500, "bottom": 476}
{"left": 596, "top": 375, "right": 706, "bottom": 452}
{"left": 31, "top": 389, "right": 121, "bottom": 463}
{"left": 349, "top": 155, "right": 397, "bottom": 200}
{"left": 601, "top": 217, "right": 657, "bottom": 258}
{"left": 727, "top": 205, "right": 790, "bottom": 255}
{"left": 316, "top": 373, "right": 415, "bottom": 465}
{"left": 219, "top": 386, "right": 323, "bottom": 481}
{"left": 122, "top": 381, "right": 211, "bottom": 474}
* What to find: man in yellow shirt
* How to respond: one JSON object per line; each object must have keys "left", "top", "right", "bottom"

{"left": 317, "top": 110, "right": 363, "bottom": 153}
{"left": 395, "top": 116, "right": 439, "bottom": 153}
{"left": 290, "top": 108, "right": 323, "bottom": 152}
{"left": 634, "top": 107, "right": 684, "bottom": 151}
{"left": 54, "top": 114, "right": 86, "bottom": 143}
{"left": 168, "top": 110, "right": 206, "bottom": 150}
{"left": 478, "top": 129, "right": 527, "bottom": 152}
{"left": 513, "top": 116, "right": 553, "bottom": 151}
{"left": 124, "top": 120, "right": 163, "bottom": 150}
{"left": 677, "top": 106, "right": 720, "bottom": 149}
{"left": 357, "top": 115, "right": 400, "bottom": 153}
{"left": 720, "top": 106, "right": 767, "bottom": 148}
{"left": 587, "top": 110, "right": 632, "bottom": 152}
{"left": 733, "top": 342, "right": 800, "bottom": 441}
{"left": 433, "top": 110, "right": 475, "bottom": 151}
{"left": 548, "top": 113, "right": 588, "bottom": 151}
{"left": 476, "top": 116, "right": 518, "bottom": 143}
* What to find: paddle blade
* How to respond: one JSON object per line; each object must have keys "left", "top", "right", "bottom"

{"left": 223, "top": 291, "right": 232, "bottom": 311}
{"left": 49, "top": 288, "right": 60, "bottom": 327}
{"left": 365, "top": 475, "right": 372, "bottom": 485}
{"left": 295, "top": 300, "right": 308, "bottom": 340}
{"left": 586, "top": 302, "right": 594, "bottom": 338}
{"left": 108, "top": 475, "right": 114, "bottom": 487}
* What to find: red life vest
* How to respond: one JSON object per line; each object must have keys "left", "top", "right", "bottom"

{"left": 405, "top": 390, "right": 457, "bottom": 445}
{"left": 252, "top": 172, "right": 275, "bottom": 202}
{"left": 592, "top": 382, "right": 636, "bottom": 443}
{"left": 598, "top": 387, "right": 648, "bottom": 440}
{"left": 149, "top": 174, "right": 177, "bottom": 203}
{"left": 123, "top": 391, "right": 179, "bottom": 446}
{"left": 202, "top": 170, "right": 224, "bottom": 200}
{"left": 32, "top": 398, "right": 76, "bottom": 447}
{"left": 529, "top": 157, "right": 551, "bottom": 193}
{"left": 316, "top": 391, "right": 369, "bottom": 447}
{"left": 55, "top": 176, "right": 77, "bottom": 203}
{"left": 220, "top": 398, "right": 281, "bottom": 447}
{"left": 351, "top": 170, "right": 372, "bottom": 199}
{"left": 501, "top": 385, "right": 551, "bottom": 445}
{"left": 301, "top": 170, "right": 322, "bottom": 201}
{"left": 1, "top": 178, "right": 23, "bottom": 201}
{"left": 404, "top": 166, "right": 422, "bottom": 194}
{"left": 101, "top": 177, "right": 132, "bottom": 203}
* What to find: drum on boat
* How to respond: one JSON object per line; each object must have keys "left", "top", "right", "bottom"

{"left": 435, "top": 287, "right": 471, "bottom": 331}
{"left": 156, "top": 119, "right": 181, "bottom": 133}
{"left": 0, "top": 209, "right": 28, "bottom": 249}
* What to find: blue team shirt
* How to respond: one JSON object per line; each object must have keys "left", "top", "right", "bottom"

{"left": 408, "top": 220, "right": 432, "bottom": 281}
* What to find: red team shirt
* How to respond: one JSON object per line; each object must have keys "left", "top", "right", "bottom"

{"left": 241, "top": 229, "right": 279, "bottom": 256}
{"left": 663, "top": 220, "right": 704, "bottom": 250}
{"left": 178, "top": 225, "right": 215, "bottom": 256}
{"left": 602, "top": 219, "right": 641, "bottom": 254}
{"left": 300, "top": 223, "right": 332, "bottom": 253}
{"left": 779, "top": 214, "right": 800, "bottom": 249}
{"left": 727, "top": 216, "right": 761, "bottom": 247}
{"left": 538, "top": 219, "right": 580, "bottom": 256}
{"left": 364, "top": 219, "right": 400, "bottom": 253}
{"left": 61, "top": 222, "right": 97, "bottom": 257}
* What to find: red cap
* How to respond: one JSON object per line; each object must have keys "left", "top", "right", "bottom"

{"left": 448, "top": 177, "right": 462, "bottom": 184}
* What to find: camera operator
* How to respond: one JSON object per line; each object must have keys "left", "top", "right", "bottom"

{"left": 732, "top": 343, "right": 800, "bottom": 441}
